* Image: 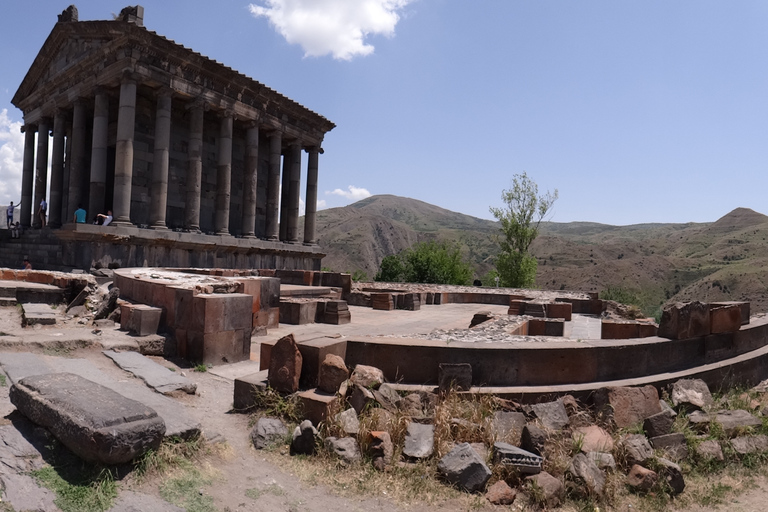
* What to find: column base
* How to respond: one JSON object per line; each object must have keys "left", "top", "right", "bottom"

{"left": 111, "top": 220, "right": 134, "bottom": 228}
{"left": 242, "top": 234, "right": 256, "bottom": 239}
{"left": 151, "top": 224, "right": 169, "bottom": 231}
{"left": 303, "top": 241, "right": 317, "bottom": 246}
{"left": 216, "top": 230, "right": 231, "bottom": 237}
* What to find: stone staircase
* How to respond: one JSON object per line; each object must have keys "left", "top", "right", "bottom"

{"left": 0, "top": 228, "right": 68, "bottom": 271}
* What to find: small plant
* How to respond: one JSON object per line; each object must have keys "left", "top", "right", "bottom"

{"left": 0, "top": 373, "right": 6, "bottom": 387}
{"left": 247, "top": 386, "right": 303, "bottom": 423}
{"left": 193, "top": 363, "right": 208, "bottom": 373}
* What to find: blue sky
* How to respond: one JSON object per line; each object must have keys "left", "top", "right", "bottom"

{"left": 1, "top": 1, "right": 767, "bottom": 225}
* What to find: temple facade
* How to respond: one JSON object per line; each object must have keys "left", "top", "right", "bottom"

{"left": 10, "top": 5, "right": 334, "bottom": 271}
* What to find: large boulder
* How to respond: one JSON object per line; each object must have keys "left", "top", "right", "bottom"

{"left": 594, "top": 385, "right": 662, "bottom": 428}
{"left": 10, "top": 372, "right": 165, "bottom": 465}
{"left": 317, "top": 354, "right": 348, "bottom": 394}
{"left": 671, "top": 379, "right": 714, "bottom": 411}
{"left": 437, "top": 443, "right": 492, "bottom": 492}
{"left": 268, "top": 334, "right": 303, "bottom": 394}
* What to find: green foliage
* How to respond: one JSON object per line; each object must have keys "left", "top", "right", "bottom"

{"left": 600, "top": 286, "right": 641, "bottom": 305}
{"left": 350, "top": 269, "right": 368, "bottom": 282}
{"left": 32, "top": 465, "right": 117, "bottom": 512}
{"left": 248, "top": 386, "right": 304, "bottom": 422}
{"left": 194, "top": 364, "right": 208, "bottom": 372}
{"left": 374, "top": 241, "right": 473, "bottom": 285}
{"left": 490, "top": 172, "right": 558, "bottom": 288}
{"left": 159, "top": 468, "right": 215, "bottom": 512}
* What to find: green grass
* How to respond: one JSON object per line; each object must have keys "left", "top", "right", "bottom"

{"left": 0, "top": 373, "right": 6, "bottom": 387}
{"left": 31, "top": 465, "right": 117, "bottom": 512}
{"left": 159, "top": 468, "right": 215, "bottom": 512}
{"left": 245, "top": 483, "right": 286, "bottom": 500}
{"left": 193, "top": 363, "right": 208, "bottom": 372}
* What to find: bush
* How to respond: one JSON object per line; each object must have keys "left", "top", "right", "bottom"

{"left": 374, "top": 241, "right": 473, "bottom": 286}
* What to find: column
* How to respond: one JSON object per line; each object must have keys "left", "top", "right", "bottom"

{"left": 279, "top": 147, "right": 290, "bottom": 241}
{"left": 286, "top": 143, "right": 302, "bottom": 243}
{"left": 88, "top": 89, "right": 109, "bottom": 219}
{"left": 61, "top": 126, "right": 72, "bottom": 221}
{"left": 67, "top": 99, "right": 87, "bottom": 223}
{"left": 33, "top": 118, "right": 50, "bottom": 229}
{"left": 215, "top": 113, "right": 233, "bottom": 235}
{"left": 241, "top": 122, "right": 259, "bottom": 238}
{"left": 20, "top": 126, "right": 36, "bottom": 228}
{"left": 185, "top": 101, "right": 204, "bottom": 232}
{"left": 48, "top": 112, "right": 66, "bottom": 228}
{"left": 265, "top": 131, "right": 281, "bottom": 240}
{"left": 112, "top": 76, "right": 137, "bottom": 226}
{"left": 303, "top": 147, "right": 319, "bottom": 245}
{"left": 150, "top": 90, "right": 172, "bottom": 229}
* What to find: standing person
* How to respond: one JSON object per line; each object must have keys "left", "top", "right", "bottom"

{"left": 73, "top": 204, "right": 87, "bottom": 224}
{"left": 96, "top": 210, "right": 113, "bottom": 226}
{"left": 22, "top": 258, "right": 31, "bottom": 270}
{"left": 6, "top": 200, "right": 19, "bottom": 229}
{"left": 38, "top": 199, "right": 47, "bottom": 228}
{"left": 11, "top": 222, "right": 21, "bottom": 239}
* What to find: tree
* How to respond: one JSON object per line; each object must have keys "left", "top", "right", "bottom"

{"left": 374, "top": 240, "right": 473, "bottom": 285}
{"left": 490, "top": 172, "right": 558, "bottom": 288}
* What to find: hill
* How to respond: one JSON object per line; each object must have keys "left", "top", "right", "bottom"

{"left": 313, "top": 197, "right": 768, "bottom": 314}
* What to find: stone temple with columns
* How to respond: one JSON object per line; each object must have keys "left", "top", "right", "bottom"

{"left": 10, "top": 5, "right": 335, "bottom": 271}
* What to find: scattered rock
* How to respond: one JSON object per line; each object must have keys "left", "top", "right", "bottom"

{"left": 486, "top": 480, "right": 516, "bottom": 505}
{"left": 687, "top": 410, "right": 713, "bottom": 429}
{"left": 372, "top": 382, "right": 400, "bottom": 412}
{"left": 491, "top": 411, "right": 526, "bottom": 445}
{"left": 438, "top": 363, "right": 472, "bottom": 391}
{"left": 317, "top": 354, "right": 348, "bottom": 394}
{"left": 594, "top": 385, "right": 662, "bottom": 428}
{"left": 621, "top": 434, "right": 654, "bottom": 466}
{"left": 643, "top": 408, "right": 676, "bottom": 438}
{"left": 369, "top": 431, "right": 393, "bottom": 471}
{"left": 588, "top": 451, "right": 616, "bottom": 470}
{"left": 521, "top": 424, "right": 547, "bottom": 456}
{"left": 573, "top": 425, "right": 614, "bottom": 453}
{"left": 649, "top": 433, "right": 688, "bottom": 460}
{"left": 399, "top": 393, "right": 424, "bottom": 417}
{"left": 530, "top": 399, "right": 569, "bottom": 430}
{"left": 93, "top": 287, "right": 120, "bottom": 320}
{"left": 403, "top": 422, "right": 434, "bottom": 459}
{"left": 369, "top": 408, "right": 394, "bottom": 431}
{"left": 696, "top": 440, "right": 724, "bottom": 461}
{"left": 290, "top": 420, "right": 318, "bottom": 455}
{"left": 567, "top": 453, "right": 605, "bottom": 495}
{"left": 525, "top": 471, "right": 563, "bottom": 508}
{"left": 336, "top": 407, "right": 360, "bottom": 436}
{"left": 268, "top": 334, "right": 302, "bottom": 394}
{"left": 250, "top": 417, "right": 288, "bottom": 450}
{"left": 656, "top": 457, "right": 685, "bottom": 495}
{"left": 627, "top": 464, "right": 657, "bottom": 491}
{"left": 671, "top": 378, "right": 714, "bottom": 411}
{"left": 350, "top": 364, "right": 384, "bottom": 389}
{"left": 493, "top": 442, "right": 543, "bottom": 474}
{"left": 714, "top": 409, "right": 762, "bottom": 435}
{"left": 731, "top": 435, "right": 768, "bottom": 455}
{"left": 324, "top": 436, "right": 362, "bottom": 464}
{"left": 437, "top": 442, "right": 492, "bottom": 492}
{"left": 348, "top": 384, "right": 375, "bottom": 414}
{"left": 469, "top": 442, "right": 488, "bottom": 462}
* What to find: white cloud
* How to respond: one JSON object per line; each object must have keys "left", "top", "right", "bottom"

{"left": 327, "top": 185, "right": 372, "bottom": 201}
{"left": 249, "top": 0, "right": 413, "bottom": 60}
{"left": 0, "top": 109, "right": 24, "bottom": 206}
{"left": 299, "top": 197, "right": 328, "bottom": 216}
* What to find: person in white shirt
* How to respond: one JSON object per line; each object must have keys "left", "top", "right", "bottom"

{"left": 6, "top": 200, "right": 19, "bottom": 229}
{"left": 38, "top": 199, "right": 47, "bottom": 228}
{"left": 96, "top": 210, "right": 113, "bottom": 226}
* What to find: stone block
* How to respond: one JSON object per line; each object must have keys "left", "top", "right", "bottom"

{"left": 298, "top": 388, "right": 339, "bottom": 425}
{"left": 129, "top": 305, "right": 162, "bottom": 336}
{"left": 437, "top": 443, "right": 492, "bottom": 492}
{"left": 545, "top": 302, "right": 572, "bottom": 321}
{"left": 711, "top": 301, "right": 750, "bottom": 325}
{"left": 239, "top": 278, "right": 262, "bottom": 314}
{"left": 492, "top": 411, "right": 526, "bottom": 446}
{"left": 260, "top": 277, "right": 281, "bottom": 308}
{"left": 268, "top": 334, "right": 302, "bottom": 393}
{"left": 594, "top": 386, "right": 662, "bottom": 428}
{"left": 671, "top": 378, "right": 713, "bottom": 411}
{"left": 174, "top": 328, "right": 188, "bottom": 359}
{"left": 188, "top": 329, "right": 250, "bottom": 365}
{"left": 10, "top": 373, "right": 165, "bottom": 464}
{"left": 650, "top": 433, "right": 688, "bottom": 460}
{"left": 527, "top": 318, "right": 546, "bottom": 336}
{"left": 279, "top": 300, "right": 318, "bottom": 325}
{"left": 710, "top": 303, "right": 742, "bottom": 334}
{"left": 403, "top": 422, "right": 434, "bottom": 459}
{"left": 371, "top": 293, "right": 395, "bottom": 310}
{"left": 172, "top": 287, "right": 195, "bottom": 329}
{"left": 531, "top": 400, "right": 569, "bottom": 430}
{"left": 298, "top": 337, "right": 348, "bottom": 389}
{"left": 192, "top": 293, "right": 253, "bottom": 333}
{"left": 438, "top": 363, "right": 472, "bottom": 391}
{"left": 638, "top": 323, "right": 658, "bottom": 338}
{"left": 658, "top": 301, "right": 710, "bottom": 340}
{"left": 601, "top": 320, "right": 639, "bottom": 340}
{"left": 233, "top": 370, "right": 268, "bottom": 410}
{"left": 317, "top": 353, "right": 349, "bottom": 394}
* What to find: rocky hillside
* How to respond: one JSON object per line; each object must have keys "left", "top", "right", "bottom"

{"left": 312, "top": 196, "right": 768, "bottom": 313}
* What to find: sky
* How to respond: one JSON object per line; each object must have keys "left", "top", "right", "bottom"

{"left": 1, "top": 1, "right": 767, "bottom": 226}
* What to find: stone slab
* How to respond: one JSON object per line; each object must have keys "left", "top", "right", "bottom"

{"left": 22, "top": 303, "right": 57, "bottom": 326}
{"left": 103, "top": 350, "right": 196, "bottom": 394}
{"left": 233, "top": 370, "right": 269, "bottom": 411}
{"left": 10, "top": 372, "right": 166, "bottom": 464}
{"left": 298, "top": 388, "right": 339, "bottom": 425}
{"left": 0, "top": 472, "right": 58, "bottom": 512}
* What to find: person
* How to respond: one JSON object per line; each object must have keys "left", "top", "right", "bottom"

{"left": 38, "top": 199, "right": 47, "bottom": 228}
{"left": 11, "top": 222, "right": 21, "bottom": 239}
{"left": 22, "top": 258, "right": 31, "bottom": 270}
{"left": 73, "top": 204, "right": 87, "bottom": 224}
{"left": 6, "top": 200, "right": 19, "bottom": 229}
{"left": 96, "top": 210, "right": 113, "bottom": 226}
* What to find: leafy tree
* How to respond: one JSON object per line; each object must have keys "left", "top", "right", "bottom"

{"left": 374, "top": 240, "right": 473, "bottom": 285}
{"left": 490, "top": 172, "right": 558, "bottom": 288}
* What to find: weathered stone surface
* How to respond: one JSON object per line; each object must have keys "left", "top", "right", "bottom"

{"left": 369, "top": 431, "right": 393, "bottom": 471}
{"left": 290, "top": 419, "right": 318, "bottom": 455}
{"left": 568, "top": 453, "right": 605, "bottom": 495}
{"left": 317, "top": 354, "right": 348, "bottom": 394}
{"left": 437, "top": 443, "right": 492, "bottom": 492}
{"left": 671, "top": 379, "right": 714, "bottom": 411}
{"left": 627, "top": 464, "right": 657, "bottom": 491}
{"left": 594, "top": 386, "right": 662, "bottom": 428}
{"left": 438, "top": 363, "right": 472, "bottom": 391}
{"left": 621, "top": 434, "right": 654, "bottom": 466}
{"left": 714, "top": 409, "right": 762, "bottom": 435}
{"left": 573, "top": 425, "right": 614, "bottom": 453}
{"left": 588, "top": 451, "right": 616, "bottom": 470}
{"left": 656, "top": 457, "right": 685, "bottom": 495}
{"left": 531, "top": 399, "right": 569, "bottom": 430}
{"left": 325, "top": 436, "right": 362, "bottom": 464}
{"left": 22, "top": 303, "right": 57, "bottom": 326}
{"left": 658, "top": 301, "right": 710, "bottom": 340}
{"left": 687, "top": 410, "right": 713, "bottom": 429}
{"left": 349, "top": 384, "right": 375, "bottom": 414}
{"left": 94, "top": 287, "right": 120, "bottom": 320}
{"left": 0, "top": 423, "right": 46, "bottom": 473}
{"left": 268, "top": 334, "right": 302, "bottom": 394}
{"left": 525, "top": 472, "right": 563, "bottom": 508}
{"left": 491, "top": 411, "right": 526, "bottom": 445}
{"left": 373, "top": 382, "right": 401, "bottom": 412}
{"left": 485, "top": 480, "right": 516, "bottom": 505}
{"left": 493, "top": 442, "right": 543, "bottom": 474}
{"left": 399, "top": 393, "right": 424, "bottom": 417}
{"left": 521, "top": 424, "right": 547, "bottom": 456}
{"left": 10, "top": 372, "right": 165, "bottom": 464}
{"left": 643, "top": 409, "right": 676, "bottom": 438}
{"left": 731, "top": 435, "right": 768, "bottom": 455}
{"left": 0, "top": 472, "right": 58, "bottom": 512}
{"left": 650, "top": 433, "right": 688, "bottom": 460}
{"left": 108, "top": 490, "right": 185, "bottom": 512}
{"left": 250, "top": 417, "right": 288, "bottom": 449}
{"left": 336, "top": 407, "right": 360, "bottom": 435}
{"left": 696, "top": 440, "right": 724, "bottom": 461}
{"left": 469, "top": 442, "right": 488, "bottom": 462}
{"left": 403, "top": 422, "right": 434, "bottom": 459}
{"left": 350, "top": 364, "right": 384, "bottom": 389}
{"left": 469, "top": 311, "right": 495, "bottom": 328}
{"left": 103, "top": 350, "right": 196, "bottom": 394}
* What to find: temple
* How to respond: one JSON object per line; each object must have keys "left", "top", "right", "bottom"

{"left": 10, "top": 5, "right": 334, "bottom": 270}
